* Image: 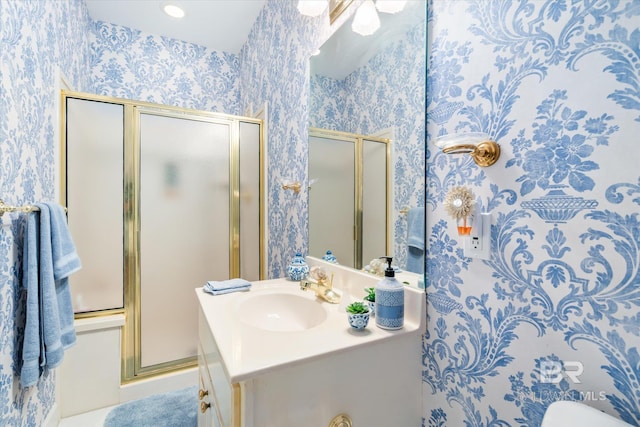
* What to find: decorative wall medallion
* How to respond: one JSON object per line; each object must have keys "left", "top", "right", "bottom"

{"left": 521, "top": 187, "right": 598, "bottom": 223}
{"left": 428, "top": 291, "right": 463, "bottom": 315}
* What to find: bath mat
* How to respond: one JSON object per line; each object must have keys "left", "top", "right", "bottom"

{"left": 103, "top": 385, "right": 198, "bottom": 427}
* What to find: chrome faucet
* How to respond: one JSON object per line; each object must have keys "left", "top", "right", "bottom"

{"left": 300, "top": 268, "right": 341, "bottom": 304}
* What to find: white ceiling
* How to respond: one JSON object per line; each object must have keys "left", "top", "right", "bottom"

{"left": 85, "top": 0, "right": 426, "bottom": 79}
{"left": 84, "top": 0, "right": 267, "bottom": 53}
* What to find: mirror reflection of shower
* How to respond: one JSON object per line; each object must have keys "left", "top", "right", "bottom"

{"left": 308, "top": 128, "right": 390, "bottom": 270}
{"left": 308, "top": 0, "right": 426, "bottom": 275}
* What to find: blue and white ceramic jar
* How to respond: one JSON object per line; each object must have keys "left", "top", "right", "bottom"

{"left": 287, "top": 253, "right": 310, "bottom": 281}
{"left": 321, "top": 250, "right": 338, "bottom": 263}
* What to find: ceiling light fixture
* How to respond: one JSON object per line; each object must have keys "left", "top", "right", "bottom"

{"left": 297, "top": 0, "right": 329, "bottom": 17}
{"left": 163, "top": 3, "right": 185, "bottom": 19}
{"left": 351, "top": 0, "right": 380, "bottom": 36}
{"left": 375, "top": 0, "right": 407, "bottom": 14}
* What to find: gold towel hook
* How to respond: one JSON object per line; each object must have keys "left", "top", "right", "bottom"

{"left": 282, "top": 182, "right": 301, "bottom": 194}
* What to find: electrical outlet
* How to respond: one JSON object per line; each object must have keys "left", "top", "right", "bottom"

{"left": 464, "top": 211, "right": 491, "bottom": 260}
{"left": 471, "top": 236, "right": 481, "bottom": 250}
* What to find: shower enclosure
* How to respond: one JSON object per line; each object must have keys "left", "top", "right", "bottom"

{"left": 63, "top": 92, "right": 263, "bottom": 381}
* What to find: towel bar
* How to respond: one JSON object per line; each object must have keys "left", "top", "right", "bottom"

{"left": 0, "top": 199, "right": 67, "bottom": 217}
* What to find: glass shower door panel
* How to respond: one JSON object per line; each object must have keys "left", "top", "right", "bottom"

{"left": 139, "top": 113, "right": 230, "bottom": 368}
{"left": 309, "top": 136, "right": 355, "bottom": 267}
{"left": 362, "top": 139, "right": 388, "bottom": 264}
{"left": 66, "top": 98, "right": 124, "bottom": 312}
{"left": 239, "top": 121, "right": 261, "bottom": 281}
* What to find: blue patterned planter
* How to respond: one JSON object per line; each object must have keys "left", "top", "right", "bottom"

{"left": 347, "top": 311, "right": 370, "bottom": 330}
{"left": 366, "top": 300, "right": 376, "bottom": 316}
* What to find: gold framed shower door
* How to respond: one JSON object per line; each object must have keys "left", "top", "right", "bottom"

{"left": 61, "top": 91, "right": 264, "bottom": 383}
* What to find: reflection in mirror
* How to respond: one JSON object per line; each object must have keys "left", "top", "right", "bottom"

{"left": 309, "top": 0, "right": 426, "bottom": 286}
{"left": 308, "top": 128, "right": 390, "bottom": 270}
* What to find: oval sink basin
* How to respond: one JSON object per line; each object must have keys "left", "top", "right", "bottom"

{"left": 238, "top": 292, "right": 328, "bottom": 332}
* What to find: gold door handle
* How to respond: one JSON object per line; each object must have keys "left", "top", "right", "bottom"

{"left": 199, "top": 389, "right": 209, "bottom": 400}
{"left": 200, "top": 401, "right": 211, "bottom": 413}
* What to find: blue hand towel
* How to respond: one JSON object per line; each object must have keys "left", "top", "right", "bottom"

{"left": 406, "top": 247, "right": 424, "bottom": 274}
{"left": 204, "top": 286, "right": 251, "bottom": 296}
{"left": 21, "top": 211, "right": 41, "bottom": 387}
{"left": 36, "top": 204, "right": 64, "bottom": 370}
{"left": 20, "top": 203, "right": 81, "bottom": 387}
{"left": 204, "top": 278, "right": 251, "bottom": 295}
{"left": 407, "top": 207, "right": 425, "bottom": 250}
{"left": 46, "top": 202, "right": 81, "bottom": 349}
{"left": 406, "top": 207, "right": 425, "bottom": 274}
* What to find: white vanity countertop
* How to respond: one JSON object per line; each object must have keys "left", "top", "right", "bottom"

{"left": 196, "top": 275, "right": 425, "bottom": 383}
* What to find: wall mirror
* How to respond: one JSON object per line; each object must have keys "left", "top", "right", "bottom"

{"left": 308, "top": 0, "right": 426, "bottom": 284}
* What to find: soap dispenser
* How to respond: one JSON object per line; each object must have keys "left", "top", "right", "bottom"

{"left": 375, "top": 256, "right": 404, "bottom": 330}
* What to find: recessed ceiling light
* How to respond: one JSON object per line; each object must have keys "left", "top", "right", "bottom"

{"left": 163, "top": 3, "right": 185, "bottom": 19}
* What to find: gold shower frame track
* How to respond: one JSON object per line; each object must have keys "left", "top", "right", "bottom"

{"left": 60, "top": 90, "right": 265, "bottom": 383}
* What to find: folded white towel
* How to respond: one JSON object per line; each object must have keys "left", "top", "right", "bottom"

{"left": 204, "top": 278, "right": 251, "bottom": 295}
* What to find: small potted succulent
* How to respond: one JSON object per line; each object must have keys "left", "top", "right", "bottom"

{"left": 346, "top": 301, "right": 371, "bottom": 330}
{"left": 363, "top": 287, "right": 375, "bottom": 316}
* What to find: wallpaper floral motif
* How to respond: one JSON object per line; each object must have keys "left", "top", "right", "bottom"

{"left": 7, "top": 0, "right": 638, "bottom": 426}
{"left": 238, "top": 0, "right": 327, "bottom": 278}
{"left": 91, "top": 21, "right": 240, "bottom": 114}
{"left": 424, "top": 1, "right": 640, "bottom": 426}
{"left": 310, "top": 19, "right": 426, "bottom": 269}
{"left": 0, "top": 1, "right": 92, "bottom": 425}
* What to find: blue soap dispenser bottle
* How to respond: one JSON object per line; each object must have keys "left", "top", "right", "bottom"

{"left": 375, "top": 256, "right": 404, "bottom": 330}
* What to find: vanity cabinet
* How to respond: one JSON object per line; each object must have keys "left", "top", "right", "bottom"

{"left": 197, "top": 354, "right": 215, "bottom": 427}
{"left": 198, "top": 309, "right": 235, "bottom": 427}
{"left": 198, "top": 307, "right": 421, "bottom": 426}
{"left": 196, "top": 271, "right": 425, "bottom": 427}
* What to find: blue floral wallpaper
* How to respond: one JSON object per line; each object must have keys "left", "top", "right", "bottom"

{"left": 424, "top": 1, "right": 640, "bottom": 426}
{"left": 5, "top": 0, "right": 639, "bottom": 425}
{"left": 90, "top": 21, "right": 240, "bottom": 113}
{"left": 238, "top": 0, "right": 328, "bottom": 278}
{"left": 1, "top": 0, "right": 92, "bottom": 425}
{"left": 309, "top": 20, "right": 426, "bottom": 269}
